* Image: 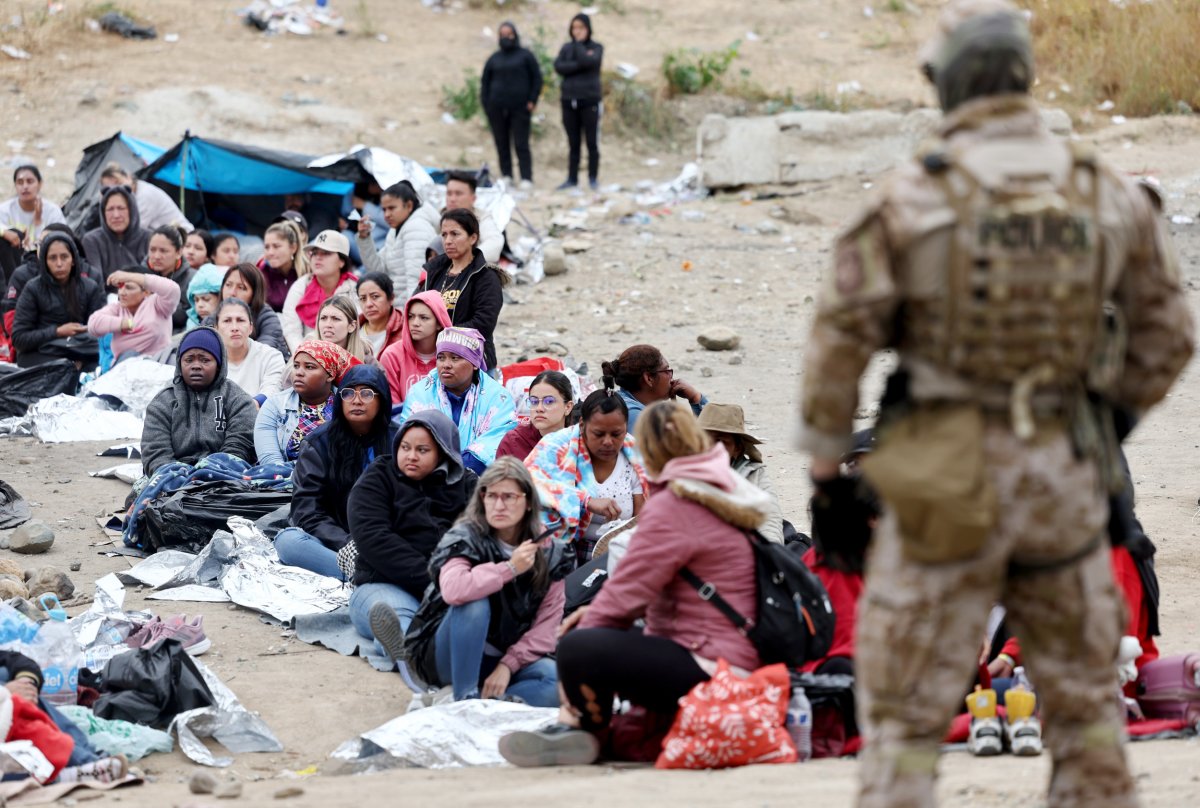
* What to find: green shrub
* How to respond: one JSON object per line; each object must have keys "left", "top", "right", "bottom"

{"left": 604, "top": 74, "right": 678, "bottom": 142}
{"left": 441, "top": 70, "right": 483, "bottom": 122}
{"left": 661, "top": 41, "right": 740, "bottom": 97}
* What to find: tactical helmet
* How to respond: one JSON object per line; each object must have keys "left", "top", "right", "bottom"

{"left": 919, "top": 0, "right": 1034, "bottom": 112}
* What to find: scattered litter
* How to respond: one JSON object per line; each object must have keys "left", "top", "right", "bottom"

{"left": 633, "top": 162, "right": 707, "bottom": 208}
{"left": 0, "top": 45, "right": 31, "bottom": 61}
{"left": 1098, "top": 100, "right": 1115, "bottom": 111}
{"left": 441, "top": 112, "right": 458, "bottom": 125}
{"left": 836, "top": 80, "right": 863, "bottom": 96}
{"left": 681, "top": 210, "right": 706, "bottom": 222}
{"left": 746, "top": 31, "right": 760, "bottom": 42}
{"left": 163, "top": 33, "right": 179, "bottom": 43}
{"left": 89, "top": 464, "right": 142, "bottom": 484}
{"left": 863, "top": 5, "right": 875, "bottom": 18}
{"left": 241, "top": 0, "right": 345, "bottom": 36}
{"left": 1112, "top": 115, "right": 1127, "bottom": 125}
{"left": 98, "top": 11, "right": 157, "bottom": 39}
{"left": 615, "top": 62, "right": 639, "bottom": 79}
{"left": 1170, "top": 215, "right": 1195, "bottom": 225}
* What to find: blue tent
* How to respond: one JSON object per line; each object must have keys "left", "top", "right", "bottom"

{"left": 62, "top": 132, "right": 169, "bottom": 233}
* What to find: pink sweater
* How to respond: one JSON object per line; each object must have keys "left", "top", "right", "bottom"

{"left": 581, "top": 445, "right": 760, "bottom": 671}
{"left": 87, "top": 273, "right": 181, "bottom": 358}
{"left": 439, "top": 557, "right": 566, "bottom": 674}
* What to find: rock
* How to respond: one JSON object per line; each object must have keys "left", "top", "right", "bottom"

{"left": 542, "top": 241, "right": 567, "bottom": 276}
{"left": 26, "top": 567, "right": 74, "bottom": 601}
{"left": 0, "top": 576, "right": 28, "bottom": 600}
{"left": 600, "top": 322, "right": 626, "bottom": 335}
{"left": 727, "top": 355, "right": 743, "bottom": 365}
{"left": 561, "top": 237, "right": 592, "bottom": 254}
{"left": 9, "top": 521, "right": 53, "bottom": 555}
{"left": 0, "top": 559, "right": 24, "bottom": 579}
{"left": 700, "top": 367, "right": 714, "bottom": 378}
{"left": 189, "top": 770, "right": 219, "bottom": 794}
{"left": 697, "top": 327, "right": 742, "bottom": 352}
{"left": 274, "top": 786, "right": 305, "bottom": 799}
{"left": 754, "top": 219, "right": 781, "bottom": 236}
{"left": 606, "top": 198, "right": 635, "bottom": 220}
{"left": 215, "top": 781, "right": 243, "bottom": 799}
{"left": 69, "top": 562, "right": 81, "bottom": 572}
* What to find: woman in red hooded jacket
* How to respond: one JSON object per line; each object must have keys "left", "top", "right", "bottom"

{"left": 378, "top": 290, "right": 453, "bottom": 406}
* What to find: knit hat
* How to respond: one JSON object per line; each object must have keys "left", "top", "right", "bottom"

{"left": 179, "top": 327, "right": 224, "bottom": 366}
{"left": 294, "top": 339, "right": 353, "bottom": 384}
{"left": 436, "top": 327, "right": 487, "bottom": 371}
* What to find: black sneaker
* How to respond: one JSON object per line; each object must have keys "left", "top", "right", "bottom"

{"left": 498, "top": 724, "right": 600, "bottom": 767}
{"left": 555, "top": 180, "right": 578, "bottom": 191}
{"left": 369, "top": 601, "right": 407, "bottom": 664}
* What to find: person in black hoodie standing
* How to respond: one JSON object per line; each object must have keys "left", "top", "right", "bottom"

{"left": 347, "top": 410, "right": 477, "bottom": 665}
{"left": 554, "top": 13, "right": 604, "bottom": 191}
{"left": 482, "top": 22, "right": 543, "bottom": 189}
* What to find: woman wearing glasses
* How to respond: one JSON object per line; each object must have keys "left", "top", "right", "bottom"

{"left": 496, "top": 370, "right": 576, "bottom": 461}
{"left": 526, "top": 389, "right": 648, "bottom": 564}
{"left": 395, "top": 458, "right": 572, "bottom": 705}
{"left": 274, "top": 364, "right": 396, "bottom": 579}
{"left": 600, "top": 344, "right": 707, "bottom": 432}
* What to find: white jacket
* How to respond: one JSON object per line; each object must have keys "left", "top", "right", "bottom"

{"left": 475, "top": 206, "right": 504, "bottom": 264}
{"left": 280, "top": 275, "right": 359, "bottom": 354}
{"left": 356, "top": 203, "right": 439, "bottom": 299}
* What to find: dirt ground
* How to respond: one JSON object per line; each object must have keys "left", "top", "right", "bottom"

{"left": 3, "top": 0, "right": 1200, "bottom": 805}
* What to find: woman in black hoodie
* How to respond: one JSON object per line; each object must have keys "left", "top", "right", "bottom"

{"left": 275, "top": 364, "right": 397, "bottom": 580}
{"left": 553, "top": 13, "right": 604, "bottom": 191}
{"left": 11, "top": 232, "right": 105, "bottom": 367}
{"left": 82, "top": 185, "right": 152, "bottom": 281}
{"left": 482, "top": 22, "right": 543, "bottom": 187}
{"left": 346, "top": 410, "right": 476, "bottom": 664}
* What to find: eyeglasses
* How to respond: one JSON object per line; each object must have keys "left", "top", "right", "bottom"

{"left": 483, "top": 491, "right": 526, "bottom": 506}
{"left": 527, "top": 396, "right": 560, "bottom": 408}
{"left": 651, "top": 367, "right": 674, "bottom": 378}
{"left": 338, "top": 387, "right": 378, "bottom": 402}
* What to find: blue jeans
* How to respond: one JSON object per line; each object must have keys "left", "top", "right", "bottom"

{"left": 349, "top": 583, "right": 422, "bottom": 658}
{"left": 42, "top": 700, "right": 100, "bottom": 767}
{"left": 274, "top": 527, "right": 343, "bottom": 580}
{"left": 433, "top": 597, "right": 559, "bottom": 707}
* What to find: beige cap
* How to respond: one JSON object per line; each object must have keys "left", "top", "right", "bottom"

{"left": 305, "top": 229, "right": 350, "bottom": 257}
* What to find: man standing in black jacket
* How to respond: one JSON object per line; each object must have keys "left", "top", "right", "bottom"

{"left": 482, "top": 22, "right": 543, "bottom": 189}
{"left": 554, "top": 14, "right": 604, "bottom": 191}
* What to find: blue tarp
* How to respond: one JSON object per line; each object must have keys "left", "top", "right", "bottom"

{"left": 141, "top": 136, "right": 353, "bottom": 197}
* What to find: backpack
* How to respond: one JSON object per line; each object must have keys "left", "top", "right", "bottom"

{"left": 681, "top": 531, "right": 835, "bottom": 668}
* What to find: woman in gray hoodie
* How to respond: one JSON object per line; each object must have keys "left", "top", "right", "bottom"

{"left": 140, "top": 326, "right": 258, "bottom": 477}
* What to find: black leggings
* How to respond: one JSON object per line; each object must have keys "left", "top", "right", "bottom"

{"left": 486, "top": 105, "right": 533, "bottom": 182}
{"left": 557, "top": 628, "right": 708, "bottom": 732}
{"left": 560, "top": 99, "right": 600, "bottom": 184}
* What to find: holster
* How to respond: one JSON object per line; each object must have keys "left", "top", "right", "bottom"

{"left": 861, "top": 403, "right": 997, "bottom": 564}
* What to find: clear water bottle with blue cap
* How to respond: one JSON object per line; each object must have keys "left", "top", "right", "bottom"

{"left": 32, "top": 594, "right": 83, "bottom": 707}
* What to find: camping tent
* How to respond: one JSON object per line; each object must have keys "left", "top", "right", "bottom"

{"left": 61, "top": 132, "right": 167, "bottom": 233}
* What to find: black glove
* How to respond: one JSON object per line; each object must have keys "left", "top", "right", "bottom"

{"left": 810, "top": 475, "right": 876, "bottom": 575}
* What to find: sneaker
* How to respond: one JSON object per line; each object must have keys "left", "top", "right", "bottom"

{"left": 57, "top": 754, "right": 128, "bottom": 784}
{"left": 498, "top": 724, "right": 600, "bottom": 767}
{"left": 1004, "top": 687, "right": 1043, "bottom": 756}
{"left": 555, "top": 180, "right": 578, "bottom": 191}
{"left": 588, "top": 179, "right": 600, "bottom": 191}
{"left": 369, "top": 601, "right": 407, "bottom": 664}
{"left": 518, "top": 179, "right": 534, "bottom": 191}
{"left": 126, "top": 615, "right": 185, "bottom": 649}
{"left": 965, "top": 687, "right": 1003, "bottom": 757}
{"left": 149, "top": 616, "right": 210, "bottom": 656}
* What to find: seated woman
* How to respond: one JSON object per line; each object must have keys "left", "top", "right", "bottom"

{"left": 1, "top": 165, "right": 66, "bottom": 251}
{"left": 698, "top": 403, "right": 786, "bottom": 544}
{"left": 500, "top": 401, "right": 768, "bottom": 767}
{"left": 396, "top": 457, "right": 570, "bottom": 706}
{"left": 317, "top": 295, "right": 370, "bottom": 363}
{"left": 399, "top": 326, "right": 517, "bottom": 475}
{"left": 254, "top": 339, "right": 350, "bottom": 467}
{"left": 526, "top": 389, "right": 647, "bottom": 564}
{"left": 86, "top": 268, "right": 181, "bottom": 364}
{"left": 213, "top": 233, "right": 241, "bottom": 267}
{"left": 143, "top": 225, "right": 194, "bottom": 332}
{"left": 497, "top": 370, "right": 575, "bottom": 461}
{"left": 141, "top": 327, "right": 257, "bottom": 477}
{"left": 416, "top": 209, "right": 507, "bottom": 371}
{"left": 275, "top": 365, "right": 395, "bottom": 579}
{"left": 281, "top": 230, "right": 358, "bottom": 353}
{"left": 357, "top": 272, "right": 405, "bottom": 360}
{"left": 215, "top": 298, "right": 285, "bottom": 402}
{"left": 259, "top": 221, "right": 307, "bottom": 312}
{"left": 183, "top": 262, "right": 226, "bottom": 331}
{"left": 378, "top": 291, "right": 452, "bottom": 406}
{"left": 81, "top": 185, "right": 151, "bottom": 281}
{"left": 183, "top": 229, "right": 215, "bottom": 271}
{"left": 346, "top": 410, "right": 476, "bottom": 658}
{"left": 356, "top": 180, "right": 438, "bottom": 298}
{"left": 11, "top": 232, "right": 105, "bottom": 367}
{"left": 218, "top": 263, "right": 288, "bottom": 358}
{"left": 601, "top": 344, "right": 707, "bottom": 432}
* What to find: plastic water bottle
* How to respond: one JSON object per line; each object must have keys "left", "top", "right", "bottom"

{"left": 34, "top": 595, "right": 82, "bottom": 707}
{"left": 786, "top": 685, "right": 813, "bottom": 762}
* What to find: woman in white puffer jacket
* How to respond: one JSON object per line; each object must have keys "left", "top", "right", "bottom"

{"left": 355, "top": 181, "right": 438, "bottom": 301}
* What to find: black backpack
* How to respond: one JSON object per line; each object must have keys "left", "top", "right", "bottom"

{"left": 681, "top": 531, "right": 835, "bottom": 668}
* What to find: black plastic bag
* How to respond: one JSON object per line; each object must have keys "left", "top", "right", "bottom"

{"left": 0, "top": 359, "right": 78, "bottom": 418}
{"left": 98, "top": 11, "right": 157, "bottom": 39}
{"left": 0, "top": 480, "right": 31, "bottom": 530}
{"left": 89, "top": 638, "right": 214, "bottom": 729}
{"left": 140, "top": 481, "right": 294, "bottom": 552}
{"left": 38, "top": 334, "right": 99, "bottom": 363}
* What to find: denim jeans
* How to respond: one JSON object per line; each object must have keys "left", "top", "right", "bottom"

{"left": 349, "top": 583, "right": 422, "bottom": 658}
{"left": 433, "top": 597, "right": 559, "bottom": 707}
{"left": 41, "top": 700, "right": 100, "bottom": 767}
{"left": 274, "top": 527, "right": 343, "bottom": 581}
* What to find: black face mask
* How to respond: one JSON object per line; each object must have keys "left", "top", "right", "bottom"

{"left": 499, "top": 36, "right": 517, "bottom": 51}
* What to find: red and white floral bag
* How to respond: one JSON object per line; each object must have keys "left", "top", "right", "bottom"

{"left": 655, "top": 660, "right": 797, "bottom": 769}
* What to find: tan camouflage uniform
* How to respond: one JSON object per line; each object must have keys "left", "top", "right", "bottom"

{"left": 798, "top": 28, "right": 1194, "bottom": 808}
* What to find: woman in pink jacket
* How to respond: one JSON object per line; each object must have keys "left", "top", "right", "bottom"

{"left": 401, "top": 457, "right": 572, "bottom": 706}
{"left": 500, "top": 400, "right": 768, "bottom": 766}
{"left": 87, "top": 268, "right": 181, "bottom": 363}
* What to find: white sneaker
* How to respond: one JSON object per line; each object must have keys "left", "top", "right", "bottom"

{"left": 518, "top": 179, "right": 534, "bottom": 191}
{"left": 1007, "top": 716, "right": 1044, "bottom": 756}
{"left": 968, "top": 717, "right": 1004, "bottom": 756}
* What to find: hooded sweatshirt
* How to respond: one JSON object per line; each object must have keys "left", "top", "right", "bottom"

{"left": 347, "top": 410, "right": 477, "bottom": 593}
{"left": 185, "top": 263, "right": 227, "bottom": 330}
{"left": 81, "top": 186, "right": 153, "bottom": 281}
{"left": 378, "top": 291, "right": 454, "bottom": 405}
{"left": 481, "top": 22, "right": 544, "bottom": 111}
{"left": 10, "top": 232, "right": 106, "bottom": 366}
{"left": 580, "top": 443, "right": 765, "bottom": 672}
{"left": 140, "top": 326, "right": 258, "bottom": 476}
{"left": 553, "top": 14, "right": 604, "bottom": 103}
